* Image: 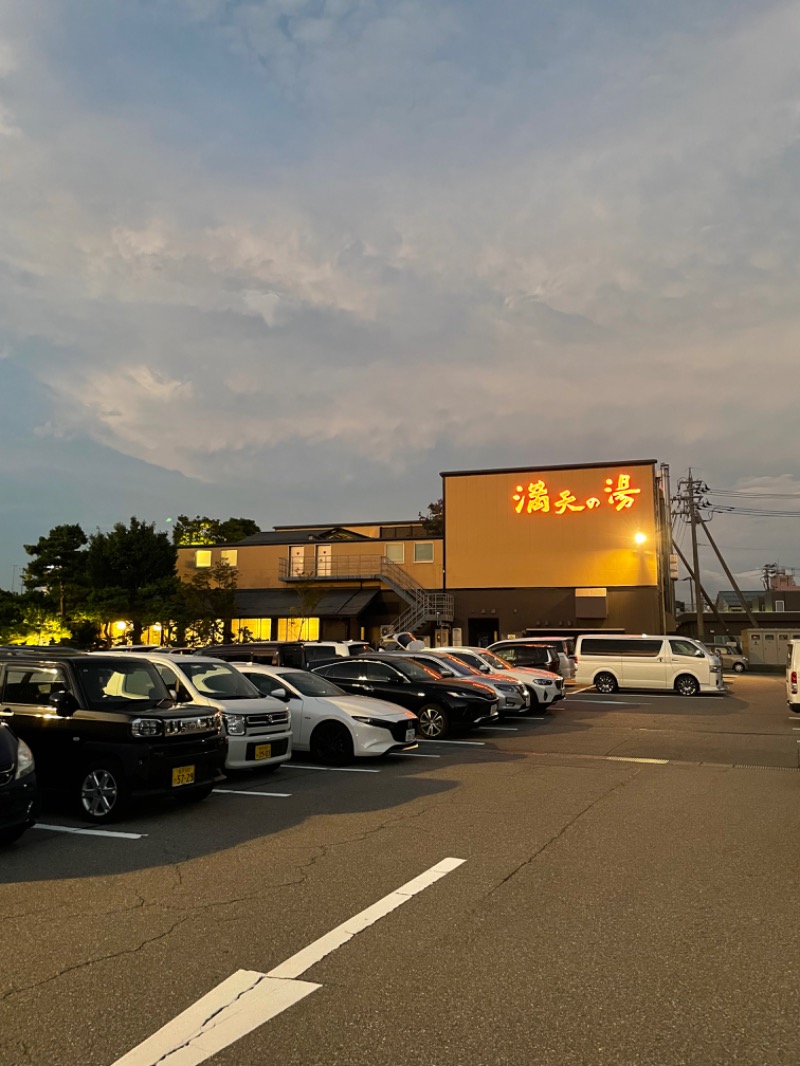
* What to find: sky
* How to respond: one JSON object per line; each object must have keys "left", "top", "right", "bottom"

{"left": 1, "top": 0, "right": 800, "bottom": 597}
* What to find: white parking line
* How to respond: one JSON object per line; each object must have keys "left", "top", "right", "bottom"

{"left": 418, "top": 738, "right": 486, "bottom": 746}
{"left": 213, "top": 789, "right": 292, "bottom": 798}
{"left": 399, "top": 752, "right": 441, "bottom": 758}
{"left": 111, "top": 857, "right": 466, "bottom": 1066}
{"left": 287, "top": 764, "right": 380, "bottom": 773}
{"left": 33, "top": 824, "right": 146, "bottom": 840}
{"left": 480, "top": 726, "right": 519, "bottom": 732}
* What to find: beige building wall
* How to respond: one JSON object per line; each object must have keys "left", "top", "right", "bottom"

{"left": 444, "top": 462, "right": 659, "bottom": 590}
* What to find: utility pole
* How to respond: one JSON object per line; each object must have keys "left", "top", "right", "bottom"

{"left": 687, "top": 469, "right": 705, "bottom": 640}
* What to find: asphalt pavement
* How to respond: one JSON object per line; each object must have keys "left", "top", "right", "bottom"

{"left": 2, "top": 673, "right": 799, "bottom": 1066}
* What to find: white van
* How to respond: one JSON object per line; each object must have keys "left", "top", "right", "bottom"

{"left": 575, "top": 635, "right": 724, "bottom": 696}
{"left": 787, "top": 641, "right": 800, "bottom": 712}
{"left": 124, "top": 654, "right": 293, "bottom": 770}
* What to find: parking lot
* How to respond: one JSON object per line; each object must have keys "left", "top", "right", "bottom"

{"left": 2, "top": 672, "right": 799, "bottom": 1066}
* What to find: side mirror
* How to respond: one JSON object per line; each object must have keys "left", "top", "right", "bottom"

{"left": 270, "top": 688, "right": 289, "bottom": 702}
{"left": 480, "top": 664, "right": 491, "bottom": 672}
{"left": 50, "top": 690, "right": 78, "bottom": 718}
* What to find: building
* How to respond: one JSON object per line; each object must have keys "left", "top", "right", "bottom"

{"left": 173, "top": 458, "right": 674, "bottom": 646}
{"left": 441, "top": 459, "right": 673, "bottom": 645}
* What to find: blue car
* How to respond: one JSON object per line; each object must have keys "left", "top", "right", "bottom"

{"left": 0, "top": 722, "right": 39, "bottom": 846}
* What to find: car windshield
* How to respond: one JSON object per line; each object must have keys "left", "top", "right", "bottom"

{"left": 179, "top": 662, "right": 261, "bottom": 699}
{"left": 435, "top": 656, "right": 476, "bottom": 676}
{"left": 478, "top": 650, "right": 511, "bottom": 671}
{"left": 385, "top": 658, "right": 438, "bottom": 681}
{"left": 75, "top": 659, "right": 171, "bottom": 712}
{"left": 280, "top": 671, "right": 346, "bottom": 697}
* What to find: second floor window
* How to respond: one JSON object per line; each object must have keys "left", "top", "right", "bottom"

{"left": 195, "top": 550, "right": 212, "bottom": 568}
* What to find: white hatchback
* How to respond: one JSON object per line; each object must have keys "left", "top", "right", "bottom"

{"left": 231, "top": 664, "right": 419, "bottom": 765}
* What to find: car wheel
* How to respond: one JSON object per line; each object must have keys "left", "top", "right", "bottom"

{"left": 0, "top": 826, "right": 28, "bottom": 846}
{"left": 675, "top": 674, "right": 700, "bottom": 697}
{"left": 594, "top": 672, "right": 618, "bottom": 694}
{"left": 417, "top": 703, "right": 450, "bottom": 739}
{"left": 78, "top": 762, "right": 130, "bottom": 823}
{"left": 732, "top": 662, "right": 745, "bottom": 673}
{"left": 310, "top": 721, "right": 355, "bottom": 766}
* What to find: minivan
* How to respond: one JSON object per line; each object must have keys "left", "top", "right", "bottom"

{"left": 574, "top": 635, "right": 724, "bottom": 696}
{"left": 787, "top": 641, "right": 800, "bottom": 712}
{"left": 124, "top": 654, "right": 293, "bottom": 771}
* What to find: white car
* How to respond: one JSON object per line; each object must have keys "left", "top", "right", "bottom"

{"left": 119, "top": 654, "right": 293, "bottom": 771}
{"left": 436, "top": 647, "right": 565, "bottom": 708}
{"left": 231, "top": 664, "right": 419, "bottom": 765}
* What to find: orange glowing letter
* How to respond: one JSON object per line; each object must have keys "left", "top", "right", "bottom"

{"left": 555, "top": 490, "right": 585, "bottom": 515}
{"left": 604, "top": 474, "right": 641, "bottom": 511}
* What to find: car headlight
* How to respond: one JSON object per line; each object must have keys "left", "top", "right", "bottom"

{"left": 131, "top": 718, "right": 164, "bottom": 737}
{"left": 14, "top": 737, "right": 35, "bottom": 779}
{"left": 533, "top": 679, "right": 553, "bottom": 687}
{"left": 351, "top": 715, "right": 388, "bottom": 729}
{"left": 224, "top": 714, "right": 247, "bottom": 736}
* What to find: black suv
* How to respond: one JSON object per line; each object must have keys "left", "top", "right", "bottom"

{"left": 0, "top": 649, "right": 227, "bottom": 822}
{"left": 487, "top": 643, "right": 561, "bottom": 674}
{"left": 197, "top": 641, "right": 344, "bottom": 670}
{"left": 311, "top": 656, "right": 500, "bottom": 739}
{"left": 0, "top": 722, "right": 39, "bottom": 845}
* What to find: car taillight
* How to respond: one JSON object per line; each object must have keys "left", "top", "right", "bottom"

{"left": 792, "top": 670, "right": 798, "bottom": 694}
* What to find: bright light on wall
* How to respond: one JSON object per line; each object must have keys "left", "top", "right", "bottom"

{"left": 114, "top": 620, "right": 128, "bottom": 632}
{"left": 634, "top": 532, "right": 647, "bottom": 545}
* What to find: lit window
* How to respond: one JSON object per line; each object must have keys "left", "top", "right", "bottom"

{"left": 232, "top": 618, "right": 271, "bottom": 641}
{"left": 195, "top": 550, "right": 212, "bottom": 568}
{"left": 278, "top": 617, "right": 320, "bottom": 641}
{"left": 221, "top": 549, "right": 238, "bottom": 567}
{"left": 385, "top": 544, "right": 404, "bottom": 563}
{"left": 414, "top": 543, "right": 434, "bottom": 563}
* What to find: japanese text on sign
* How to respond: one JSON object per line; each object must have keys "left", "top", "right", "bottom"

{"left": 513, "top": 473, "right": 641, "bottom": 515}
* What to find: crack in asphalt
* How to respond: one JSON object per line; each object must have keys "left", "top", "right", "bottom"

{"left": 0, "top": 916, "right": 192, "bottom": 1003}
{"left": 483, "top": 771, "right": 640, "bottom": 899}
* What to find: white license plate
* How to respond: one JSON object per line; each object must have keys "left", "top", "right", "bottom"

{"left": 405, "top": 727, "right": 415, "bottom": 742}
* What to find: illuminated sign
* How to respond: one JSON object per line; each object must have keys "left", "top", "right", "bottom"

{"left": 513, "top": 472, "right": 642, "bottom": 515}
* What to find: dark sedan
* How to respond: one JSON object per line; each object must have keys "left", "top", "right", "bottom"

{"left": 312, "top": 656, "right": 500, "bottom": 739}
{"left": 0, "top": 722, "right": 39, "bottom": 846}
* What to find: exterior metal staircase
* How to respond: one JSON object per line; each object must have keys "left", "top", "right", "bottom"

{"left": 277, "top": 553, "right": 453, "bottom": 631}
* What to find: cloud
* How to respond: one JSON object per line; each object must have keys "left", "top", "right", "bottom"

{"left": 1, "top": 0, "right": 800, "bottom": 584}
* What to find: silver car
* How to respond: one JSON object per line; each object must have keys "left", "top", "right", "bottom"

{"left": 437, "top": 646, "right": 565, "bottom": 709}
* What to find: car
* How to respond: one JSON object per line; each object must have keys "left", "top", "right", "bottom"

{"left": 311, "top": 656, "right": 500, "bottom": 739}
{"left": 435, "top": 646, "right": 565, "bottom": 708}
{"left": 487, "top": 640, "right": 568, "bottom": 678}
{"left": 381, "top": 651, "right": 530, "bottom": 716}
{"left": 703, "top": 645, "right": 748, "bottom": 673}
{"left": 0, "top": 722, "right": 39, "bottom": 846}
{"left": 0, "top": 648, "right": 227, "bottom": 822}
{"left": 788, "top": 640, "right": 800, "bottom": 713}
{"left": 230, "top": 664, "right": 418, "bottom": 765}
{"left": 120, "top": 654, "right": 293, "bottom": 771}
{"left": 196, "top": 641, "right": 345, "bottom": 670}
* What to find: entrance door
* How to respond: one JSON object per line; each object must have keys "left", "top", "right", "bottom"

{"left": 468, "top": 618, "right": 499, "bottom": 647}
{"left": 290, "top": 546, "right": 305, "bottom": 577}
{"left": 316, "top": 544, "right": 332, "bottom": 577}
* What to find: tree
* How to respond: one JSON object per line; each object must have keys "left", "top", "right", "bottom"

{"left": 178, "top": 561, "right": 239, "bottom": 645}
{"left": 86, "top": 518, "right": 179, "bottom": 644}
{"left": 23, "top": 523, "right": 88, "bottom": 619}
{"left": 419, "top": 498, "right": 444, "bottom": 537}
{"left": 172, "top": 516, "right": 260, "bottom": 545}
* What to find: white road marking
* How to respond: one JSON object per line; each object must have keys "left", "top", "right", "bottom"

{"left": 213, "top": 789, "right": 292, "bottom": 798}
{"left": 480, "top": 726, "right": 519, "bottom": 732}
{"left": 287, "top": 764, "right": 380, "bottom": 773}
{"left": 111, "top": 857, "right": 466, "bottom": 1066}
{"left": 399, "top": 752, "right": 441, "bottom": 758}
{"left": 418, "top": 738, "right": 486, "bottom": 746}
{"left": 604, "top": 756, "right": 669, "bottom": 765}
{"left": 525, "top": 716, "right": 546, "bottom": 720}
{"left": 566, "top": 699, "right": 651, "bottom": 706}
{"left": 267, "top": 856, "right": 466, "bottom": 979}
{"left": 33, "top": 824, "right": 146, "bottom": 840}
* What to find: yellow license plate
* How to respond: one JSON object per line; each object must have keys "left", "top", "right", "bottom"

{"left": 172, "top": 765, "right": 195, "bottom": 787}
{"left": 254, "top": 744, "right": 272, "bottom": 761}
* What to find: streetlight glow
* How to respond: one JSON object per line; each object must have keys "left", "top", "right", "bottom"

{"left": 634, "top": 532, "right": 647, "bottom": 545}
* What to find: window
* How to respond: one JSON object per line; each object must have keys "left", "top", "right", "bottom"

{"left": 364, "top": 662, "right": 397, "bottom": 681}
{"left": 669, "top": 639, "right": 704, "bottom": 658}
{"left": 278, "top": 617, "right": 320, "bottom": 641}
{"left": 232, "top": 618, "right": 272, "bottom": 642}
{"left": 385, "top": 544, "right": 405, "bottom": 563}
{"left": 321, "top": 662, "right": 360, "bottom": 681}
{"left": 195, "top": 550, "right": 212, "bottom": 568}
{"left": 414, "top": 542, "right": 434, "bottom": 563}
{"left": 221, "top": 549, "right": 238, "bottom": 567}
{"left": 3, "top": 666, "right": 67, "bottom": 705}
{"left": 776, "top": 600, "right": 785, "bottom": 612}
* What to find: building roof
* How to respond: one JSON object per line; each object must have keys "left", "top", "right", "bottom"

{"left": 440, "top": 459, "right": 658, "bottom": 478}
{"left": 235, "top": 588, "right": 379, "bottom": 618}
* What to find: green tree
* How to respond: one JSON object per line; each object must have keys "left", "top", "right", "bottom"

{"left": 0, "top": 588, "right": 25, "bottom": 643}
{"left": 178, "top": 561, "right": 239, "bottom": 645}
{"left": 23, "top": 523, "right": 88, "bottom": 619}
{"left": 172, "top": 516, "right": 260, "bottom": 545}
{"left": 419, "top": 498, "right": 444, "bottom": 537}
{"left": 86, "top": 518, "right": 179, "bottom": 644}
